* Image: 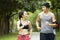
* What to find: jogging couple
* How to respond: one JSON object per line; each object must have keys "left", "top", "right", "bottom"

{"left": 17, "top": 2, "right": 57, "bottom": 40}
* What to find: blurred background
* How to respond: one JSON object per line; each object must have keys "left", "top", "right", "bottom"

{"left": 0, "top": 0, "right": 60, "bottom": 40}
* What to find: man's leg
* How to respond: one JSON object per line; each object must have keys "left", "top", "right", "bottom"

{"left": 49, "top": 33, "right": 54, "bottom": 40}
{"left": 40, "top": 33, "right": 46, "bottom": 40}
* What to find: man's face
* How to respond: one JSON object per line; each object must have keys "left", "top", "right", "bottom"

{"left": 42, "top": 6, "right": 48, "bottom": 12}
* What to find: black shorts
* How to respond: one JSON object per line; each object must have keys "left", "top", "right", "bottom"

{"left": 40, "top": 33, "right": 54, "bottom": 40}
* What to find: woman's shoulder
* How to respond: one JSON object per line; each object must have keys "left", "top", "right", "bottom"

{"left": 27, "top": 20, "right": 31, "bottom": 24}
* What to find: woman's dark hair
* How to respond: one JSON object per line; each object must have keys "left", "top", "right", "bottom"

{"left": 19, "top": 11, "right": 25, "bottom": 19}
{"left": 42, "top": 2, "right": 50, "bottom": 8}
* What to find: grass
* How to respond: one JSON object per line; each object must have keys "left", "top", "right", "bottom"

{"left": 56, "top": 32, "right": 60, "bottom": 40}
{"left": 0, "top": 32, "right": 60, "bottom": 40}
{"left": 0, "top": 33, "right": 17, "bottom": 40}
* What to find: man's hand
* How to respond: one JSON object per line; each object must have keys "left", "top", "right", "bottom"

{"left": 45, "top": 21, "right": 49, "bottom": 26}
{"left": 37, "top": 27, "right": 41, "bottom": 31}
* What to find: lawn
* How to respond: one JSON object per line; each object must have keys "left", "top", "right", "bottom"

{"left": 0, "top": 33, "right": 17, "bottom": 40}
{"left": 0, "top": 32, "right": 60, "bottom": 40}
{"left": 56, "top": 32, "right": 60, "bottom": 40}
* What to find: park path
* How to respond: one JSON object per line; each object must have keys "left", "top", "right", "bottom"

{"left": 31, "top": 32, "right": 40, "bottom": 40}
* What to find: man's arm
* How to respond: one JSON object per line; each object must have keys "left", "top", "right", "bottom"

{"left": 47, "top": 13, "right": 58, "bottom": 27}
{"left": 36, "top": 14, "right": 41, "bottom": 31}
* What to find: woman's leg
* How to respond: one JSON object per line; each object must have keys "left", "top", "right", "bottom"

{"left": 24, "top": 35, "right": 30, "bottom": 40}
{"left": 17, "top": 34, "right": 23, "bottom": 40}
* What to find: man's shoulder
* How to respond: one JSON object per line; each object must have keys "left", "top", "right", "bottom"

{"left": 39, "top": 12, "right": 43, "bottom": 15}
{"left": 49, "top": 12, "right": 55, "bottom": 16}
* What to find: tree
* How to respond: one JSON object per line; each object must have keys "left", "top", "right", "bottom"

{"left": 0, "top": 0, "right": 19, "bottom": 34}
{"left": 49, "top": 0, "right": 60, "bottom": 31}
{"left": 0, "top": 0, "right": 43, "bottom": 34}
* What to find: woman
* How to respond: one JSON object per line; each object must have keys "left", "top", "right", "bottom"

{"left": 17, "top": 11, "right": 32, "bottom": 40}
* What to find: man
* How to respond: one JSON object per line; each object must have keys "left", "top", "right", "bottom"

{"left": 36, "top": 2, "right": 57, "bottom": 40}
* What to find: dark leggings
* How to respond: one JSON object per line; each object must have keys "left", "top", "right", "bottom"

{"left": 40, "top": 33, "right": 54, "bottom": 40}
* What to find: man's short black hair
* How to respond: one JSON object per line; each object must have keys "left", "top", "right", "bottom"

{"left": 42, "top": 2, "right": 50, "bottom": 8}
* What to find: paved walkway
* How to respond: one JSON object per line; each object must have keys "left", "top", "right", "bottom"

{"left": 31, "top": 32, "right": 40, "bottom": 40}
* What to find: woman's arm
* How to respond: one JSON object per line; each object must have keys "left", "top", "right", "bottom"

{"left": 28, "top": 21, "right": 32, "bottom": 37}
{"left": 17, "top": 21, "right": 24, "bottom": 31}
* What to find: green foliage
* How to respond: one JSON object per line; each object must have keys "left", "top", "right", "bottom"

{"left": 49, "top": 0, "right": 60, "bottom": 9}
{"left": 18, "top": 0, "right": 42, "bottom": 12}
{"left": 0, "top": 0, "right": 18, "bottom": 13}
{"left": 27, "top": 9, "right": 41, "bottom": 31}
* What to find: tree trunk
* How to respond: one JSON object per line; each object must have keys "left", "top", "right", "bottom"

{"left": 56, "top": 9, "right": 60, "bottom": 31}
{"left": 4, "top": 16, "right": 10, "bottom": 34}
{"left": 0, "top": 15, "right": 10, "bottom": 35}
{"left": 0, "top": 18, "right": 4, "bottom": 34}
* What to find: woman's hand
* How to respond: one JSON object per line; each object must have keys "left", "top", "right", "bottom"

{"left": 29, "top": 35, "right": 31, "bottom": 39}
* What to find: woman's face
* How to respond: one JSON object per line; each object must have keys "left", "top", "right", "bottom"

{"left": 42, "top": 6, "right": 48, "bottom": 12}
{"left": 22, "top": 11, "right": 28, "bottom": 19}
